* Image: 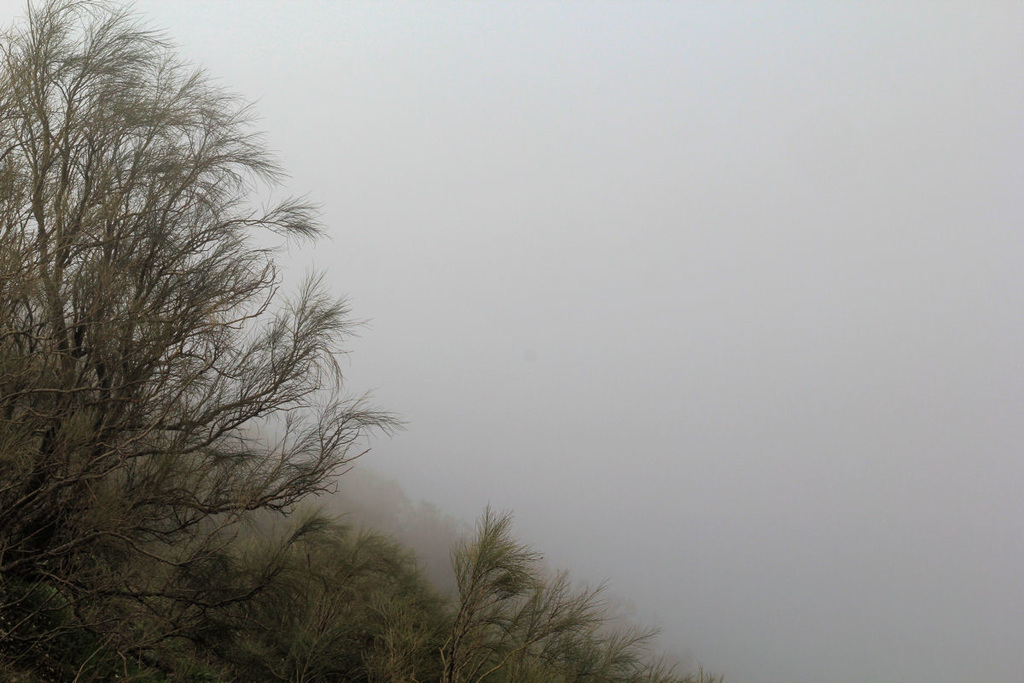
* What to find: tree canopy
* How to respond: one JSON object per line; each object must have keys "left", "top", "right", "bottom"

{"left": 0, "top": 3, "right": 720, "bottom": 681}
{"left": 0, "top": 0, "right": 391, "bottom": 670}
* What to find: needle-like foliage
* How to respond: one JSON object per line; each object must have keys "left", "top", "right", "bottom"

{"left": 0, "top": 1, "right": 393, "bottom": 673}
{"left": 213, "top": 509, "right": 446, "bottom": 683}
{"left": 443, "top": 508, "right": 710, "bottom": 683}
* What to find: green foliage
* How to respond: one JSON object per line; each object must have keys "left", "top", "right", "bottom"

{"left": 0, "top": 0, "right": 392, "bottom": 669}
{"left": 442, "top": 507, "right": 712, "bottom": 683}
{"left": 0, "top": 3, "right": 722, "bottom": 681}
{"left": 210, "top": 509, "right": 447, "bottom": 683}
{"left": 0, "top": 574, "right": 223, "bottom": 681}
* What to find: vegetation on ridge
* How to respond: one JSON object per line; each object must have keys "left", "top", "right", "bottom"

{"left": 0, "top": 2, "right": 721, "bottom": 680}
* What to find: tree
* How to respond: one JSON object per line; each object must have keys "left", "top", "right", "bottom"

{"left": 0, "top": 0, "right": 391, "bottom": 673}
{"left": 442, "top": 508, "right": 704, "bottom": 683}
{"left": 217, "top": 510, "right": 447, "bottom": 683}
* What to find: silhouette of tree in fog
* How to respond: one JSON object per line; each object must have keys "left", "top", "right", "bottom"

{"left": 442, "top": 508, "right": 707, "bottom": 683}
{"left": 0, "top": 3, "right": 724, "bottom": 681}
{"left": 0, "top": 0, "right": 392, "bottom": 672}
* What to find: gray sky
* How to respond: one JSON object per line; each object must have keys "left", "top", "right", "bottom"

{"left": 9, "top": 2, "right": 1023, "bottom": 681}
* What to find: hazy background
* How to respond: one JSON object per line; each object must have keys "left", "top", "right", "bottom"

{"left": 7, "top": 2, "right": 1022, "bottom": 681}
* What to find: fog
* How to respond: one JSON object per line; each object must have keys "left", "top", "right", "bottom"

{"left": 15, "top": 2, "right": 1021, "bottom": 680}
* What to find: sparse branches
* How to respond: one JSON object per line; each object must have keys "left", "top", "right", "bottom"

{"left": 0, "top": 0, "right": 393, "bottom": 671}
{"left": 442, "top": 508, "right": 704, "bottom": 683}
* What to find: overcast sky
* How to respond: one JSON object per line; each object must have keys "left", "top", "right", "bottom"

{"left": 6, "top": 2, "right": 1022, "bottom": 681}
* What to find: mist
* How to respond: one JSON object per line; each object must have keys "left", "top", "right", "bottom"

{"left": 67, "top": 2, "right": 1024, "bottom": 681}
